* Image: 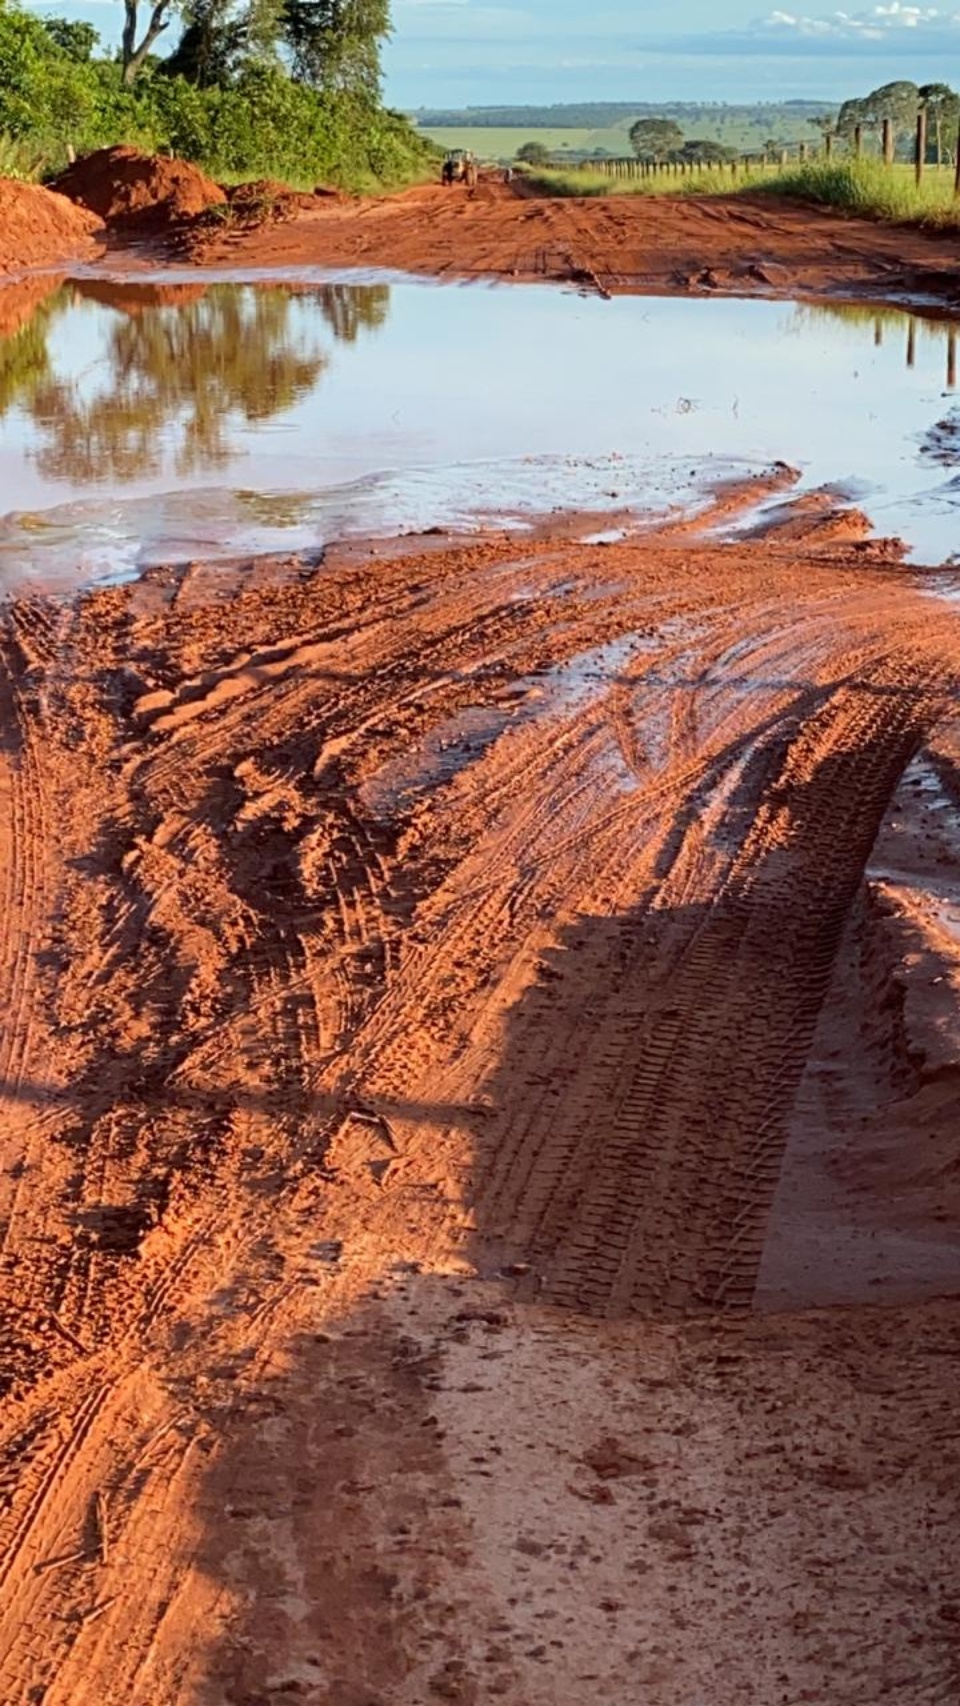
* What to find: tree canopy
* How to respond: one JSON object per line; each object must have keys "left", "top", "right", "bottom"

{"left": 629, "top": 118, "right": 683, "bottom": 161}
{"left": 515, "top": 139, "right": 551, "bottom": 165}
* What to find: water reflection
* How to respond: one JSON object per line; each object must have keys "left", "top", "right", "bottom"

{"left": 0, "top": 279, "right": 391, "bottom": 483}
{"left": 5, "top": 278, "right": 960, "bottom": 587}
{"left": 795, "top": 300, "right": 960, "bottom": 391}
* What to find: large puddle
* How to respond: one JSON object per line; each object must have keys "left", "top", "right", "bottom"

{"left": 3, "top": 271, "right": 960, "bottom": 586}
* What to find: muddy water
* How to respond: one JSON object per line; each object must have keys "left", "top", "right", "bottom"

{"left": 2, "top": 273, "right": 960, "bottom": 585}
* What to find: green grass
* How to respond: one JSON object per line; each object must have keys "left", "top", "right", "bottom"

{"left": 755, "top": 157, "right": 960, "bottom": 225}
{"left": 521, "top": 161, "right": 777, "bottom": 197}
{"left": 521, "top": 157, "right": 960, "bottom": 228}
{"left": 0, "top": 132, "right": 49, "bottom": 181}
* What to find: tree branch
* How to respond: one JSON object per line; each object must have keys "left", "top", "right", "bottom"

{"left": 121, "top": 0, "right": 173, "bottom": 86}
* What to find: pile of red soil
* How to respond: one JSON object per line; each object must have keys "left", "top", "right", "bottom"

{"left": 51, "top": 146, "right": 226, "bottom": 231}
{"left": 226, "top": 178, "right": 318, "bottom": 219}
{"left": 0, "top": 178, "right": 103, "bottom": 274}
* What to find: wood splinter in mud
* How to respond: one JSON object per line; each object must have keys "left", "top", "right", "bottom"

{"left": 93, "top": 1492, "right": 109, "bottom": 1566}
{"left": 350, "top": 1108, "right": 399, "bottom": 1152}
{"left": 78, "top": 1595, "right": 119, "bottom": 1627}
{"left": 34, "top": 1549, "right": 89, "bottom": 1576}
{"left": 49, "top": 1315, "right": 90, "bottom": 1356}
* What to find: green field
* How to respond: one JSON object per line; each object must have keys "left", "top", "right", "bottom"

{"left": 416, "top": 113, "right": 835, "bottom": 164}
{"left": 417, "top": 126, "right": 627, "bottom": 161}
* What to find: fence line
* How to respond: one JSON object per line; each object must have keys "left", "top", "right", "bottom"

{"left": 554, "top": 122, "right": 960, "bottom": 187}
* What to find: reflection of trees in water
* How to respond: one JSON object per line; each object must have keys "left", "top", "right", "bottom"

{"left": 309, "top": 283, "right": 391, "bottom": 345}
{"left": 793, "top": 300, "right": 960, "bottom": 387}
{"left": 0, "top": 280, "right": 393, "bottom": 484}
{"left": 31, "top": 288, "right": 328, "bottom": 483}
{"left": 0, "top": 287, "right": 69, "bottom": 416}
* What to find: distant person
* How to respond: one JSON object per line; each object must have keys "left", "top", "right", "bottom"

{"left": 503, "top": 165, "right": 514, "bottom": 185}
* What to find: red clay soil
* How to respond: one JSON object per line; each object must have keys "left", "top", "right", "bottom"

{"left": 52, "top": 144, "right": 226, "bottom": 230}
{"left": 226, "top": 177, "right": 319, "bottom": 217}
{"left": 171, "top": 175, "right": 960, "bottom": 302}
{"left": 0, "top": 178, "right": 102, "bottom": 275}
{"left": 0, "top": 489, "right": 959, "bottom": 1702}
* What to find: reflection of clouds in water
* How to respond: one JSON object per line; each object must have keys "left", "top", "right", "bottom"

{"left": 0, "top": 453, "right": 757, "bottom": 592}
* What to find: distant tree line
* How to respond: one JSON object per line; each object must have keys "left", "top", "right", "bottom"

{"left": 414, "top": 101, "right": 833, "bottom": 131}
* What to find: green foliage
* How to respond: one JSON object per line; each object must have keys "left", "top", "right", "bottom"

{"left": 515, "top": 139, "right": 551, "bottom": 165}
{"left": 41, "top": 16, "right": 100, "bottom": 61}
{"left": 284, "top": 0, "right": 390, "bottom": 100}
{"left": 837, "top": 80, "right": 920, "bottom": 154}
{"left": 678, "top": 138, "right": 736, "bottom": 164}
{"left": 0, "top": 0, "right": 431, "bottom": 188}
{"left": 629, "top": 117, "right": 683, "bottom": 161}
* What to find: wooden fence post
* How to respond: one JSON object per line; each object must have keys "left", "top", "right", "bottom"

{"left": 916, "top": 108, "right": 927, "bottom": 185}
{"left": 825, "top": 132, "right": 833, "bottom": 159}
{"left": 799, "top": 141, "right": 808, "bottom": 163}
{"left": 854, "top": 124, "right": 862, "bottom": 158}
{"left": 949, "top": 328, "right": 957, "bottom": 390}
{"left": 882, "top": 117, "right": 894, "bottom": 167}
{"left": 907, "top": 319, "right": 916, "bottom": 369}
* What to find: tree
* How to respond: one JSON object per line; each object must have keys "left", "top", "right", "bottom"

{"left": 919, "top": 83, "right": 960, "bottom": 165}
{"left": 161, "top": 0, "right": 248, "bottom": 86}
{"left": 121, "top": 0, "right": 179, "bottom": 85}
{"left": 41, "top": 16, "right": 99, "bottom": 60}
{"left": 282, "top": 0, "right": 390, "bottom": 101}
{"left": 629, "top": 117, "right": 683, "bottom": 162}
{"left": 838, "top": 81, "right": 919, "bottom": 152}
{"left": 678, "top": 138, "right": 735, "bottom": 164}
{"left": 515, "top": 140, "right": 551, "bottom": 166}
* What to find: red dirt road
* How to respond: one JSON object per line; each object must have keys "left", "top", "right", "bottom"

{"left": 176, "top": 177, "right": 960, "bottom": 302}
{"left": 0, "top": 496, "right": 959, "bottom": 1702}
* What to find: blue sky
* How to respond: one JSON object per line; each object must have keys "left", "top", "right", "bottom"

{"left": 24, "top": 0, "right": 960, "bottom": 105}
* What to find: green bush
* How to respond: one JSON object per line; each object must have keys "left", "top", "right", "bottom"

{"left": 0, "top": 0, "right": 434, "bottom": 188}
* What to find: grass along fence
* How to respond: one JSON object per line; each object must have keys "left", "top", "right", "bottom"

{"left": 524, "top": 110, "right": 960, "bottom": 217}
{"left": 524, "top": 153, "right": 960, "bottom": 228}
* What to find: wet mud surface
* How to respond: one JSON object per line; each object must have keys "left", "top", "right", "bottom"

{"left": 169, "top": 177, "right": 960, "bottom": 308}
{"left": 0, "top": 502, "right": 959, "bottom": 1702}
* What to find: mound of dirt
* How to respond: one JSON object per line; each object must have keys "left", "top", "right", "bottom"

{"left": 51, "top": 145, "right": 226, "bottom": 230}
{"left": 226, "top": 178, "right": 318, "bottom": 218}
{"left": 0, "top": 178, "right": 102, "bottom": 274}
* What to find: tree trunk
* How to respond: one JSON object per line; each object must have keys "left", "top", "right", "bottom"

{"left": 121, "top": 0, "right": 171, "bottom": 85}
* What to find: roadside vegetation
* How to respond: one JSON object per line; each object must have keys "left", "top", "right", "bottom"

{"left": 522, "top": 157, "right": 960, "bottom": 229}
{"left": 0, "top": 0, "right": 435, "bottom": 189}
{"left": 514, "top": 82, "right": 960, "bottom": 230}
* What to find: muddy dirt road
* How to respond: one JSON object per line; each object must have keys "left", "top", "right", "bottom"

{"left": 176, "top": 177, "right": 960, "bottom": 303}
{"left": 1, "top": 494, "right": 959, "bottom": 1702}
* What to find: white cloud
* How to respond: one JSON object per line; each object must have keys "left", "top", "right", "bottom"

{"left": 761, "top": 3, "right": 960, "bottom": 36}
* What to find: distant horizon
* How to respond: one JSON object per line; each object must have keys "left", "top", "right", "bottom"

{"left": 20, "top": 0, "right": 960, "bottom": 108}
